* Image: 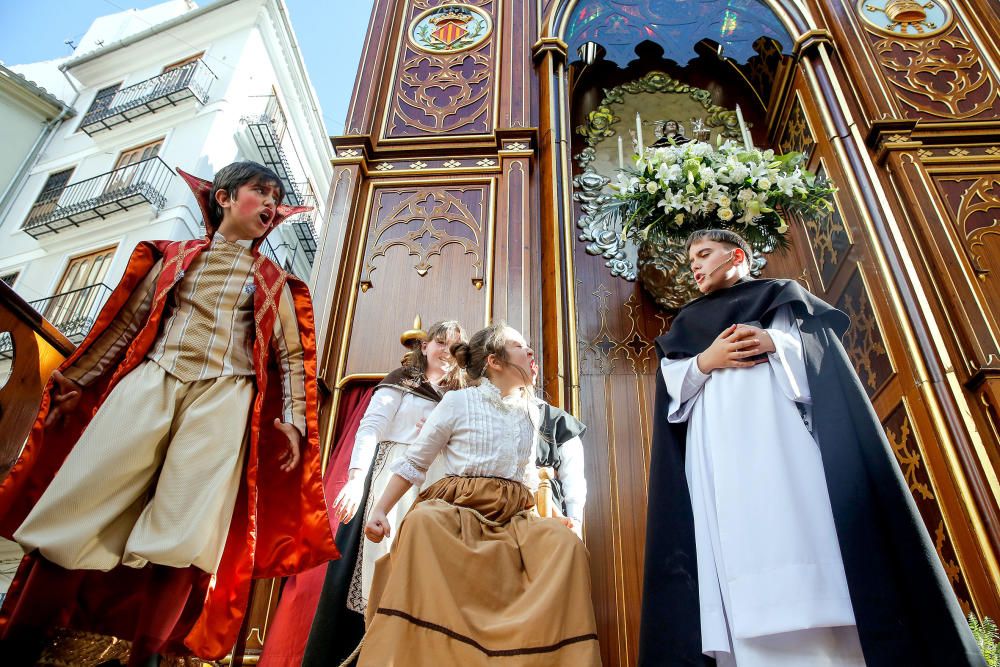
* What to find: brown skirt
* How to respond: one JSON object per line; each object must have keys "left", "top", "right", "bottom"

{"left": 357, "top": 476, "right": 602, "bottom": 666}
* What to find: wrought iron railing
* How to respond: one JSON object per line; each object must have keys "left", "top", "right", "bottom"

{"left": 242, "top": 96, "right": 303, "bottom": 206}
{"left": 0, "top": 282, "right": 111, "bottom": 361}
{"left": 80, "top": 59, "right": 216, "bottom": 135}
{"left": 291, "top": 219, "right": 317, "bottom": 265}
{"left": 22, "top": 157, "right": 173, "bottom": 237}
{"left": 261, "top": 238, "right": 297, "bottom": 273}
{"left": 285, "top": 187, "right": 317, "bottom": 266}
{"left": 31, "top": 283, "right": 113, "bottom": 343}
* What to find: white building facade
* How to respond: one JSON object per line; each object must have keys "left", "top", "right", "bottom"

{"left": 0, "top": 0, "right": 333, "bottom": 351}
{"left": 0, "top": 64, "right": 74, "bottom": 238}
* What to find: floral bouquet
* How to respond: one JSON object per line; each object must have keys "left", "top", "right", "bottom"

{"left": 606, "top": 137, "right": 836, "bottom": 252}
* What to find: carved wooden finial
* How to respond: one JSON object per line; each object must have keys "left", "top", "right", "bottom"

{"left": 400, "top": 315, "right": 426, "bottom": 348}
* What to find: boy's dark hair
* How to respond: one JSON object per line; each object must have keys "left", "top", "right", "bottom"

{"left": 209, "top": 161, "right": 285, "bottom": 226}
{"left": 684, "top": 229, "right": 753, "bottom": 268}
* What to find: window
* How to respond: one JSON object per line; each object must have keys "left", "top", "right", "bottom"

{"left": 564, "top": 0, "right": 791, "bottom": 66}
{"left": 163, "top": 52, "right": 204, "bottom": 73}
{"left": 42, "top": 246, "right": 116, "bottom": 336}
{"left": 53, "top": 247, "right": 116, "bottom": 294}
{"left": 0, "top": 271, "right": 19, "bottom": 287}
{"left": 26, "top": 168, "right": 75, "bottom": 225}
{"left": 82, "top": 83, "right": 122, "bottom": 121}
{"left": 113, "top": 139, "right": 163, "bottom": 169}
{"left": 106, "top": 139, "right": 164, "bottom": 193}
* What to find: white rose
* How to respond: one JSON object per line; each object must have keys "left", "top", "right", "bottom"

{"left": 717, "top": 195, "right": 732, "bottom": 208}
{"left": 718, "top": 207, "right": 734, "bottom": 221}
{"left": 646, "top": 181, "right": 659, "bottom": 194}
{"left": 757, "top": 177, "right": 772, "bottom": 190}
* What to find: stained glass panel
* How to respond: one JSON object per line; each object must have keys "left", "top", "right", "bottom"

{"left": 565, "top": 0, "right": 791, "bottom": 66}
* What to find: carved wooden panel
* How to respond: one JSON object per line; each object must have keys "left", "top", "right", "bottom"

{"left": 383, "top": 0, "right": 498, "bottom": 138}
{"left": 345, "top": 182, "right": 494, "bottom": 375}
{"left": 867, "top": 24, "right": 1000, "bottom": 120}
{"left": 836, "top": 268, "right": 895, "bottom": 399}
{"left": 928, "top": 170, "right": 1000, "bottom": 353}
{"left": 883, "top": 402, "right": 974, "bottom": 614}
{"left": 578, "top": 287, "right": 668, "bottom": 377}
{"left": 777, "top": 91, "right": 815, "bottom": 162}
{"left": 359, "top": 186, "right": 489, "bottom": 289}
{"left": 932, "top": 173, "right": 1000, "bottom": 274}
{"left": 800, "top": 164, "right": 852, "bottom": 290}
{"left": 572, "top": 248, "right": 667, "bottom": 666}
{"left": 491, "top": 154, "right": 535, "bottom": 337}
{"left": 0, "top": 283, "right": 73, "bottom": 481}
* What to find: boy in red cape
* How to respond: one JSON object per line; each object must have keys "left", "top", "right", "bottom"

{"left": 0, "top": 161, "right": 338, "bottom": 666}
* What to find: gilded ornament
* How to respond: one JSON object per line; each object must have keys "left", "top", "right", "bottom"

{"left": 361, "top": 188, "right": 486, "bottom": 289}
{"left": 858, "top": 0, "right": 952, "bottom": 37}
{"left": 873, "top": 31, "right": 997, "bottom": 119}
{"left": 407, "top": 5, "right": 492, "bottom": 54}
{"left": 572, "top": 71, "right": 743, "bottom": 295}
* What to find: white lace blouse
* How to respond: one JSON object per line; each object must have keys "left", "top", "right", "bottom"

{"left": 390, "top": 379, "right": 539, "bottom": 489}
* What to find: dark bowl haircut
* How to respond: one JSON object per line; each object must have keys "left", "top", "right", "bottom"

{"left": 209, "top": 161, "right": 285, "bottom": 225}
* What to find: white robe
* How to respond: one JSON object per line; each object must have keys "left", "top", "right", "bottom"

{"left": 661, "top": 305, "right": 866, "bottom": 667}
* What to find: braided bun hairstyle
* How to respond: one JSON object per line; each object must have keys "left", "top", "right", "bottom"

{"left": 450, "top": 321, "right": 513, "bottom": 382}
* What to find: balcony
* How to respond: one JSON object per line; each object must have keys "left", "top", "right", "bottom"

{"left": 242, "top": 96, "right": 303, "bottom": 206}
{"left": 288, "top": 187, "right": 318, "bottom": 265}
{"left": 261, "top": 238, "right": 297, "bottom": 273}
{"left": 80, "top": 59, "right": 216, "bottom": 136}
{"left": 291, "top": 219, "right": 317, "bottom": 265}
{"left": 0, "top": 283, "right": 111, "bottom": 361}
{"left": 22, "top": 157, "right": 173, "bottom": 238}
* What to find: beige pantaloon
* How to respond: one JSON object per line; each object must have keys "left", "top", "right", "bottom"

{"left": 15, "top": 361, "right": 253, "bottom": 574}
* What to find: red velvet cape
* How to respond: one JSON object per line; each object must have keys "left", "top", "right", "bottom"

{"left": 0, "top": 172, "right": 338, "bottom": 659}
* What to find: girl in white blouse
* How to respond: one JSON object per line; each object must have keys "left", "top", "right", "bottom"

{"left": 300, "top": 320, "right": 466, "bottom": 667}
{"left": 357, "top": 322, "right": 601, "bottom": 667}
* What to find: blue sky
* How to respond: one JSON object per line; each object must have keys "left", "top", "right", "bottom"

{"left": 0, "top": 0, "right": 376, "bottom": 134}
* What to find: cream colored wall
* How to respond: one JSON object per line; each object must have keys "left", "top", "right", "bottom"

{"left": 0, "top": 96, "right": 48, "bottom": 196}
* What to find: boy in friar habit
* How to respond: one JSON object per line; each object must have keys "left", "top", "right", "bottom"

{"left": 0, "top": 162, "right": 338, "bottom": 666}
{"left": 638, "top": 228, "right": 983, "bottom": 667}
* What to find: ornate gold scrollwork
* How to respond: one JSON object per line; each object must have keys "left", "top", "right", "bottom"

{"left": 872, "top": 28, "right": 997, "bottom": 119}
{"left": 837, "top": 270, "right": 893, "bottom": 397}
{"left": 394, "top": 51, "right": 492, "bottom": 133}
{"left": 577, "top": 286, "right": 667, "bottom": 376}
{"left": 778, "top": 93, "right": 815, "bottom": 160}
{"left": 883, "top": 404, "right": 973, "bottom": 614}
{"left": 361, "top": 188, "right": 486, "bottom": 289}
{"left": 934, "top": 175, "right": 1000, "bottom": 275}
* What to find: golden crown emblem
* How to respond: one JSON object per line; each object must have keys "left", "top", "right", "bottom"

{"left": 885, "top": 0, "right": 928, "bottom": 22}
{"left": 430, "top": 8, "right": 473, "bottom": 25}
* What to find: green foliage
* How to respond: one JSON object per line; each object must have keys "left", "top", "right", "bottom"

{"left": 970, "top": 614, "right": 999, "bottom": 666}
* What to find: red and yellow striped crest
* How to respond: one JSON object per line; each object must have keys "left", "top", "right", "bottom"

{"left": 432, "top": 18, "right": 469, "bottom": 47}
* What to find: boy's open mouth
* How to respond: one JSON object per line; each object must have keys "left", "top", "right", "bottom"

{"left": 259, "top": 211, "right": 272, "bottom": 225}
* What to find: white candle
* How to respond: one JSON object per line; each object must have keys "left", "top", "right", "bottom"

{"left": 635, "top": 112, "right": 644, "bottom": 155}
{"left": 735, "top": 104, "right": 752, "bottom": 149}
{"left": 618, "top": 135, "right": 625, "bottom": 170}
